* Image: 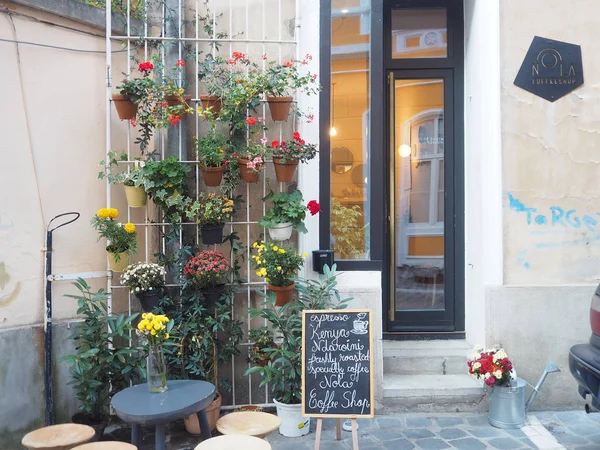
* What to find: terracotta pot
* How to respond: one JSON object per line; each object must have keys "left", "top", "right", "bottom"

{"left": 272, "top": 158, "right": 299, "bottom": 183}
{"left": 107, "top": 251, "right": 128, "bottom": 272}
{"left": 200, "top": 95, "right": 222, "bottom": 114}
{"left": 237, "top": 158, "right": 261, "bottom": 183}
{"left": 184, "top": 392, "right": 222, "bottom": 435}
{"left": 200, "top": 164, "right": 225, "bottom": 187}
{"left": 123, "top": 185, "right": 146, "bottom": 208}
{"left": 268, "top": 283, "right": 295, "bottom": 306}
{"left": 112, "top": 95, "right": 137, "bottom": 120}
{"left": 165, "top": 94, "right": 192, "bottom": 107}
{"left": 267, "top": 96, "right": 293, "bottom": 122}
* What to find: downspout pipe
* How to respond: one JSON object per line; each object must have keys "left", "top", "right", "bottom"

{"left": 44, "top": 212, "right": 80, "bottom": 426}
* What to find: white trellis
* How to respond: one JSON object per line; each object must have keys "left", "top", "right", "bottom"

{"left": 104, "top": 0, "right": 299, "bottom": 409}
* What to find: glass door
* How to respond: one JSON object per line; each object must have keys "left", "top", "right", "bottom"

{"left": 388, "top": 70, "right": 455, "bottom": 331}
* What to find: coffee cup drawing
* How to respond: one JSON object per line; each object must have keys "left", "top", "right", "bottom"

{"left": 351, "top": 315, "right": 368, "bottom": 335}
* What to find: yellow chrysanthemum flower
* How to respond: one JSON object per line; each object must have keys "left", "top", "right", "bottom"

{"left": 165, "top": 333, "right": 170, "bottom": 339}
{"left": 277, "top": 266, "right": 282, "bottom": 271}
{"left": 142, "top": 313, "right": 148, "bottom": 319}
{"left": 279, "top": 249, "right": 285, "bottom": 254}
{"left": 97, "top": 208, "right": 109, "bottom": 219}
{"left": 124, "top": 222, "right": 136, "bottom": 233}
{"left": 107, "top": 208, "right": 119, "bottom": 219}
{"left": 256, "top": 270, "right": 262, "bottom": 277}
{"left": 151, "top": 329, "right": 157, "bottom": 336}
{"left": 272, "top": 246, "right": 279, "bottom": 252}
{"left": 303, "top": 252, "right": 307, "bottom": 258}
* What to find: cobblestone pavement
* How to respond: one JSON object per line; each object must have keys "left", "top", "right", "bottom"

{"left": 103, "top": 411, "right": 600, "bottom": 449}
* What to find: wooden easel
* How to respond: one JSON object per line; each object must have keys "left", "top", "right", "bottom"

{"left": 314, "top": 417, "right": 359, "bottom": 450}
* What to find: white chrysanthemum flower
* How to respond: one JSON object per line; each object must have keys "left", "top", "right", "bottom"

{"left": 494, "top": 370, "right": 503, "bottom": 379}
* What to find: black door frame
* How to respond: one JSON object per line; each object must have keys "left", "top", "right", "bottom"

{"left": 380, "top": 0, "right": 465, "bottom": 335}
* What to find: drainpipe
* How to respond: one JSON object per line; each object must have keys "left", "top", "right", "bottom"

{"left": 44, "top": 212, "right": 80, "bottom": 426}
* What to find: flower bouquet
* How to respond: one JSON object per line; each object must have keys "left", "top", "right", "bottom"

{"left": 270, "top": 132, "right": 317, "bottom": 182}
{"left": 468, "top": 347, "right": 514, "bottom": 387}
{"left": 137, "top": 312, "right": 174, "bottom": 392}
{"left": 251, "top": 240, "right": 305, "bottom": 306}
{"left": 121, "top": 262, "right": 166, "bottom": 312}
{"left": 183, "top": 250, "right": 231, "bottom": 304}
{"left": 186, "top": 193, "right": 235, "bottom": 245}
{"left": 91, "top": 208, "right": 137, "bottom": 272}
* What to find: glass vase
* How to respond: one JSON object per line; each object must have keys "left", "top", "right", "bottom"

{"left": 147, "top": 344, "right": 168, "bottom": 393}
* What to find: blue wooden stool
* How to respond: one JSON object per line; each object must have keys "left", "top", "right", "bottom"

{"left": 112, "top": 380, "right": 215, "bottom": 450}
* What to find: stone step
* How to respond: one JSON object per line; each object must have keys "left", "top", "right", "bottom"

{"left": 381, "top": 374, "right": 487, "bottom": 413}
{"left": 383, "top": 340, "right": 474, "bottom": 375}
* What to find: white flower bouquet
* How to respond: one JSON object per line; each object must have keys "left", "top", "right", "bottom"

{"left": 121, "top": 262, "right": 166, "bottom": 294}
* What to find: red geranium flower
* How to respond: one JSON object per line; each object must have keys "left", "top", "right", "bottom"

{"left": 271, "top": 140, "right": 280, "bottom": 148}
{"left": 232, "top": 51, "right": 247, "bottom": 60}
{"left": 138, "top": 61, "right": 154, "bottom": 73}
{"left": 175, "top": 59, "right": 185, "bottom": 67}
{"left": 283, "top": 60, "right": 293, "bottom": 68}
{"left": 307, "top": 200, "right": 320, "bottom": 216}
{"left": 246, "top": 117, "right": 257, "bottom": 125}
{"left": 293, "top": 131, "right": 301, "bottom": 141}
{"left": 168, "top": 114, "right": 181, "bottom": 126}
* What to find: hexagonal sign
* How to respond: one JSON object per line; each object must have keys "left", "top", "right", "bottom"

{"left": 514, "top": 36, "right": 584, "bottom": 102}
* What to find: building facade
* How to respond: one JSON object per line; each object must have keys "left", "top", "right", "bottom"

{"left": 0, "top": 0, "right": 598, "bottom": 445}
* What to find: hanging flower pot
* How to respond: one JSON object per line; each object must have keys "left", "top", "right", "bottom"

{"left": 200, "top": 224, "right": 225, "bottom": 245}
{"left": 200, "top": 95, "right": 222, "bottom": 115}
{"left": 200, "top": 165, "right": 225, "bottom": 187}
{"left": 237, "top": 159, "right": 261, "bottom": 183}
{"left": 147, "top": 344, "right": 168, "bottom": 393}
{"left": 123, "top": 185, "right": 147, "bottom": 208}
{"left": 112, "top": 95, "right": 137, "bottom": 120}
{"left": 201, "top": 284, "right": 226, "bottom": 306}
{"left": 165, "top": 94, "right": 192, "bottom": 107}
{"left": 135, "top": 289, "right": 163, "bottom": 312}
{"left": 184, "top": 393, "right": 222, "bottom": 435}
{"left": 272, "top": 158, "right": 299, "bottom": 183}
{"left": 267, "top": 222, "right": 293, "bottom": 241}
{"left": 267, "top": 282, "right": 295, "bottom": 306}
{"left": 107, "top": 251, "right": 128, "bottom": 272}
{"left": 266, "top": 96, "right": 293, "bottom": 122}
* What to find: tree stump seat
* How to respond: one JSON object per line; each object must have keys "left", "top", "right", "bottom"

{"left": 22, "top": 424, "right": 95, "bottom": 450}
{"left": 194, "top": 435, "right": 272, "bottom": 450}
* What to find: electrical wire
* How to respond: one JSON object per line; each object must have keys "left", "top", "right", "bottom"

{"left": 0, "top": 36, "right": 127, "bottom": 53}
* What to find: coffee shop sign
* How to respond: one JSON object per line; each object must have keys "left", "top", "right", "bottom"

{"left": 514, "top": 36, "right": 584, "bottom": 102}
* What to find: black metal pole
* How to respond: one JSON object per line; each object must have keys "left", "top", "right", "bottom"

{"left": 45, "top": 230, "right": 54, "bottom": 426}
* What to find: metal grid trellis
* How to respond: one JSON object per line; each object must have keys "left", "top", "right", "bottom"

{"left": 105, "top": 0, "right": 299, "bottom": 409}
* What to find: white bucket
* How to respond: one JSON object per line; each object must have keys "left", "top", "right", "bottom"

{"left": 273, "top": 399, "right": 310, "bottom": 437}
{"left": 268, "top": 222, "right": 293, "bottom": 241}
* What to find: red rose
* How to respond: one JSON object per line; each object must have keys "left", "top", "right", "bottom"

{"left": 246, "top": 117, "right": 257, "bottom": 125}
{"left": 271, "top": 140, "right": 280, "bottom": 148}
{"left": 307, "top": 200, "right": 320, "bottom": 216}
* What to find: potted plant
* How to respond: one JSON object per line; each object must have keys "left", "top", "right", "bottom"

{"left": 62, "top": 279, "right": 144, "bottom": 441}
{"left": 236, "top": 142, "right": 266, "bottom": 184}
{"left": 113, "top": 61, "right": 155, "bottom": 120}
{"left": 186, "top": 193, "right": 234, "bottom": 245}
{"left": 245, "top": 265, "right": 350, "bottom": 437}
{"left": 251, "top": 240, "right": 305, "bottom": 306}
{"left": 141, "top": 156, "right": 191, "bottom": 222}
{"left": 91, "top": 208, "right": 137, "bottom": 272}
{"left": 136, "top": 312, "right": 174, "bottom": 393}
{"left": 98, "top": 151, "right": 147, "bottom": 208}
{"left": 197, "top": 54, "right": 227, "bottom": 115}
{"left": 182, "top": 250, "right": 231, "bottom": 305}
{"left": 258, "top": 190, "right": 309, "bottom": 241}
{"left": 163, "top": 59, "right": 193, "bottom": 109}
{"left": 270, "top": 132, "right": 317, "bottom": 182}
{"left": 330, "top": 197, "right": 367, "bottom": 259}
{"left": 121, "top": 262, "right": 167, "bottom": 312}
{"left": 248, "top": 326, "right": 276, "bottom": 367}
{"left": 162, "top": 289, "right": 243, "bottom": 435}
{"left": 260, "top": 55, "right": 320, "bottom": 121}
{"left": 195, "top": 127, "right": 229, "bottom": 187}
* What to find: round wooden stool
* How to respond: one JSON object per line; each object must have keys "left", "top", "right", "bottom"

{"left": 216, "top": 411, "right": 281, "bottom": 439}
{"left": 72, "top": 443, "right": 138, "bottom": 450}
{"left": 194, "top": 435, "right": 271, "bottom": 450}
{"left": 22, "top": 424, "right": 96, "bottom": 450}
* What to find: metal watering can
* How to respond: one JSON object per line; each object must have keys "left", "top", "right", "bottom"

{"left": 488, "top": 360, "right": 561, "bottom": 429}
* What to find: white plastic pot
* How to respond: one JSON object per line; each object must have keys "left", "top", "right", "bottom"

{"left": 268, "top": 222, "right": 293, "bottom": 241}
{"left": 273, "top": 399, "right": 310, "bottom": 437}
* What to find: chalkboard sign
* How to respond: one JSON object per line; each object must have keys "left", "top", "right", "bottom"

{"left": 302, "top": 309, "right": 374, "bottom": 418}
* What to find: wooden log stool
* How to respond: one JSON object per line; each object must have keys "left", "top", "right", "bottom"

{"left": 72, "top": 443, "right": 138, "bottom": 450}
{"left": 22, "top": 424, "right": 96, "bottom": 450}
{"left": 194, "top": 435, "right": 271, "bottom": 450}
{"left": 216, "top": 411, "right": 281, "bottom": 439}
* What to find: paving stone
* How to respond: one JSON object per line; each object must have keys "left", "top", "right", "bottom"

{"left": 519, "top": 437, "right": 536, "bottom": 448}
{"left": 437, "top": 428, "right": 467, "bottom": 440}
{"left": 465, "top": 416, "right": 490, "bottom": 427}
{"left": 415, "top": 438, "right": 451, "bottom": 449}
{"left": 406, "top": 417, "right": 433, "bottom": 428}
{"left": 270, "top": 442, "right": 313, "bottom": 450}
{"left": 572, "top": 446, "right": 600, "bottom": 450}
{"left": 584, "top": 433, "right": 600, "bottom": 444}
{"left": 383, "top": 438, "right": 415, "bottom": 450}
{"left": 404, "top": 429, "right": 435, "bottom": 439}
{"left": 500, "top": 428, "right": 525, "bottom": 437}
{"left": 556, "top": 411, "right": 588, "bottom": 423}
{"left": 466, "top": 428, "right": 503, "bottom": 438}
{"left": 371, "top": 428, "right": 406, "bottom": 442}
{"left": 487, "top": 437, "right": 523, "bottom": 449}
{"left": 434, "top": 417, "right": 464, "bottom": 427}
{"left": 377, "top": 417, "right": 402, "bottom": 429}
{"left": 555, "top": 433, "right": 590, "bottom": 445}
{"left": 447, "top": 438, "right": 487, "bottom": 450}
{"left": 566, "top": 422, "right": 600, "bottom": 435}
{"left": 357, "top": 418, "right": 374, "bottom": 428}
{"left": 533, "top": 411, "right": 557, "bottom": 424}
